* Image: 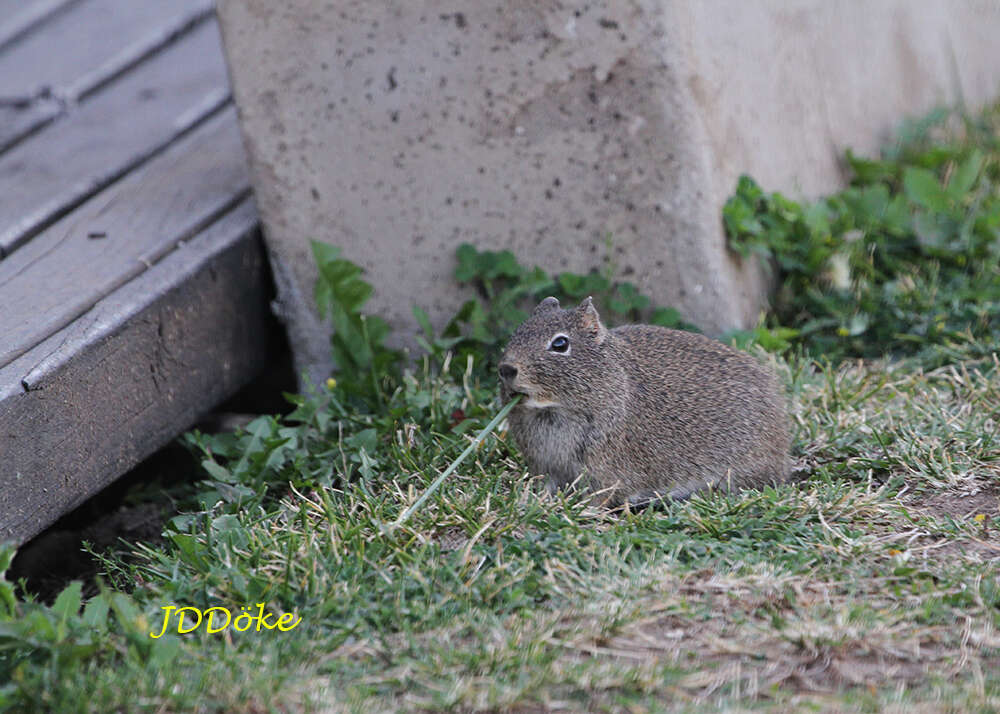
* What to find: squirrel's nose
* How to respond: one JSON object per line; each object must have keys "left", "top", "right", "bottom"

{"left": 498, "top": 363, "right": 517, "bottom": 383}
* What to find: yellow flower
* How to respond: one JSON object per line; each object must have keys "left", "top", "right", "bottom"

{"left": 888, "top": 548, "right": 902, "bottom": 556}
{"left": 326, "top": 377, "right": 337, "bottom": 390}
{"left": 974, "top": 514, "right": 986, "bottom": 524}
{"left": 837, "top": 327, "right": 850, "bottom": 337}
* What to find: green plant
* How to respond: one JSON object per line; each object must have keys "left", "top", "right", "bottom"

{"left": 312, "top": 241, "right": 402, "bottom": 409}
{"left": 724, "top": 103, "right": 1000, "bottom": 361}
{"left": 0, "top": 547, "right": 183, "bottom": 709}
{"left": 427, "top": 242, "right": 698, "bottom": 372}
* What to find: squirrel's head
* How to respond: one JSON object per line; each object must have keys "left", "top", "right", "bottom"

{"left": 498, "top": 296, "right": 613, "bottom": 409}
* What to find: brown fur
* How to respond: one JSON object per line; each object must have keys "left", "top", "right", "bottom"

{"left": 498, "top": 297, "right": 791, "bottom": 506}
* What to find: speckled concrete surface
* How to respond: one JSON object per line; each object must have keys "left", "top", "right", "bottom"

{"left": 217, "top": 1, "right": 1000, "bottom": 384}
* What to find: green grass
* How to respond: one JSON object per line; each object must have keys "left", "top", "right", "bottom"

{"left": 2, "top": 344, "right": 997, "bottom": 713}
{"left": 3, "top": 102, "right": 1000, "bottom": 712}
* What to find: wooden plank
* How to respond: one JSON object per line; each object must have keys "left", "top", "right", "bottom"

{"left": 0, "top": 0, "right": 73, "bottom": 152}
{"left": 0, "top": 0, "right": 78, "bottom": 53}
{"left": 0, "top": 97, "right": 61, "bottom": 155}
{"left": 0, "top": 108, "right": 250, "bottom": 370}
{"left": 0, "top": 0, "right": 213, "bottom": 152}
{"left": 0, "top": 19, "right": 231, "bottom": 256}
{"left": 0, "top": 198, "right": 273, "bottom": 543}
{"left": 0, "top": 0, "right": 213, "bottom": 97}
{"left": 69, "top": 1, "right": 217, "bottom": 104}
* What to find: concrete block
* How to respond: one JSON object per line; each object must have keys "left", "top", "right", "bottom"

{"left": 217, "top": 1, "right": 1000, "bottom": 385}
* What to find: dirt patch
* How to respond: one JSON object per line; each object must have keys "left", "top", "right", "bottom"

{"left": 900, "top": 480, "right": 1000, "bottom": 562}
{"left": 912, "top": 480, "right": 1000, "bottom": 521}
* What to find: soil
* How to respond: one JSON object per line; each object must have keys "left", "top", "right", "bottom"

{"left": 915, "top": 480, "right": 1000, "bottom": 522}
{"left": 906, "top": 478, "right": 1000, "bottom": 561}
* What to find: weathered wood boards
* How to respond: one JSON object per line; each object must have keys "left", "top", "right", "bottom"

{"left": 0, "top": 0, "right": 213, "bottom": 155}
{"left": 0, "top": 108, "right": 251, "bottom": 370}
{"left": 0, "top": 0, "right": 213, "bottom": 98}
{"left": 0, "top": 199, "right": 272, "bottom": 543}
{"left": 0, "top": 0, "right": 276, "bottom": 544}
{"left": 0, "top": 19, "right": 232, "bottom": 256}
{"left": 0, "top": 0, "right": 77, "bottom": 53}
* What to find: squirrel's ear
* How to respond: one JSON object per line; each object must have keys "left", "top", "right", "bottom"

{"left": 533, "top": 296, "right": 561, "bottom": 315}
{"left": 576, "top": 297, "right": 607, "bottom": 343}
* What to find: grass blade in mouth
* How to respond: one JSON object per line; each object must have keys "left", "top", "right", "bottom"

{"left": 390, "top": 394, "right": 521, "bottom": 530}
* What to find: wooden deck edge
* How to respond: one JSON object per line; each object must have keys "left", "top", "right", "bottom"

{"left": 0, "top": 198, "right": 274, "bottom": 544}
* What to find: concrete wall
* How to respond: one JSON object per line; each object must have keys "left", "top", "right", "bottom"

{"left": 217, "top": 1, "right": 1000, "bottom": 385}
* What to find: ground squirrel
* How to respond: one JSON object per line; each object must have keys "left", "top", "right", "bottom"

{"left": 498, "top": 296, "right": 791, "bottom": 506}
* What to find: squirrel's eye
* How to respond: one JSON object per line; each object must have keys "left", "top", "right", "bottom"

{"left": 548, "top": 335, "right": 570, "bottom": 353}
